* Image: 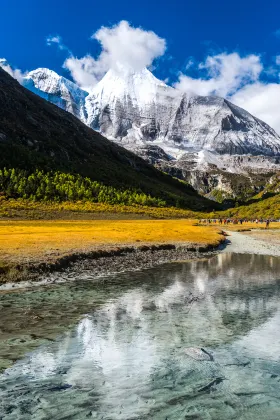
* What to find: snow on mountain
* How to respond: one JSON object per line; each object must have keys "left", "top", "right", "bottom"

{"left": 85, "top": 68, "right": 280, "bottom": 159}
{"left": 21, "top": 66, "right": 280, "bottom": 178}
{"left": 165, "top": 96, "right": 280, "bottom": 156}
{"left": 23, "top": 68, "right": 89, "bottom": 121}
{"left": 85, "top": 67, "right": 177, "bottom": 144}
{"left": 178, "top": 149, "right": 280, "bottom": 174}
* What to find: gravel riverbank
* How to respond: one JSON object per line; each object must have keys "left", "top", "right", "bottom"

{"left": 0, "top": 243, "right": 222, "bottom": 290}
{"left": 224, "top": 229, "right": 280, "bottom": 257}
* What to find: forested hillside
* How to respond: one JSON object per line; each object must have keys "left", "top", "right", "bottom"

{"left": 0, "top": 168, "right": 165, "bottom": 206}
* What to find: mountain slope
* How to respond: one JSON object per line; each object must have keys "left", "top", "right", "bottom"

{"left": 85, "top": 68, "right": 176, "bottom": 143}
{"left": 0, "top": 67, "right": 217, "bottom": 210}
{"left": 221, "top": 193, "right": 280, "bottom": 219}
{"left": 24, "top": 68, "right": 89, "bottom": 121}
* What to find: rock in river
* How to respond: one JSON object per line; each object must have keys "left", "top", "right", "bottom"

{"left": 184, "top": 347, "right": 214, "bottom": 361}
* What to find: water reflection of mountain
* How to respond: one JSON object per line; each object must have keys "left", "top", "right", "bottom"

{"left": 1, "top": 253, "right": 280, "bottom": 419}
{"left": 1, "top": 253, "right": 280, "bottom": 366}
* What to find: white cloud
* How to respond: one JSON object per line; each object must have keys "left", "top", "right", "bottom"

{"left": 63, "top": 20, "right": 166, "bottom": 90}
{"left": 231, "top": 82, "right": 280, "bottom": 132}
{"left": 174, "top": 52, "right": 262, "bottom": 97}
{"left": 46, "top": 35, "right": 70, "bottom": 53}
{"left": 185, "top": 58, "right": 195, "bottom": 70}
{"left": 63, "top": 55, "right": 102, "bottom": 90}
{"left": 0, "top": 58, "right": 26, "bottom": 83}
{"left": 46, "top": 35, "right": 62, "bottom": 46}
{"left": 93, "top": 20, "right": 166, "bottom": 72}
{"left": 276, "top": 55, "right": 280, "bottom": 66}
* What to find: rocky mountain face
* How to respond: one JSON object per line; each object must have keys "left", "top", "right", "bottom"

{"left": 23, "top": 66, "right": 280, "bottom": 201}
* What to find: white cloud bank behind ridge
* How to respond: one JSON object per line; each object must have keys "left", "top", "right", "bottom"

{"left": 174, "top": 53, "right": 263, "bottom": 97}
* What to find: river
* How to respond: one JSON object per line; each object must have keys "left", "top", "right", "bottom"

{"left": 1, "top": 249, "right": 280, "bottom": 419}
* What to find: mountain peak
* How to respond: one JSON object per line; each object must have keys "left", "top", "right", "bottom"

{"left": 24, "top": 68, "right": 88, "bottom": 121}
{"left": 85, "top": 69, "right": 280, "bottom": 157}
{"left": 101, "top": 65, "right": 165, "bottom": 81}
{"left": 0, "top": 58, "right": 10, "bottom": 67}
{"left": 25, "top": 68, "right": 87, "bottom": 93}
{"left": 27, "top": 67, "right": 60, "bottom": 79}
{"left": 84, "top": 66, "right": 176, "bottom": 137}
{"left": 91, "top": 66, "right": 171, "bottom": 99}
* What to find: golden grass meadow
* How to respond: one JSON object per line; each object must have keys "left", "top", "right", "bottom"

{"left": 1, "top": 199, "right": 279, "bottom": 283}
{"left": 0, "top": 219, "right": 223, "bottom": 266}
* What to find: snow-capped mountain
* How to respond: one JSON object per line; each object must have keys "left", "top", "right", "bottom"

{"left": 22, "top": 66, "right": 280, "bottom": 160}
{"left": 23, "top": 68, "right": 89, "bottom": 121}
{"left": 85, "top": 67, "right": 280, "bottom": 158}
{"left": 85, "top": 67, "right": 176, "bottom": 143}
{"left": 19, "top": 65, "right": 280, "bottom": 199}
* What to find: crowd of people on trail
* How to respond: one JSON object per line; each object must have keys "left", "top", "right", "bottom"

{"left": 199, "top": 218, "right": 272, "bottom": 228}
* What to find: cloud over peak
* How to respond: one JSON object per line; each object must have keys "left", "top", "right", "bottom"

{"left": 93, "top": 20, "right": 166, "bottom": 72}
{"left": 62, "top": 20, "right": 166, "bottom": 91}
{"left": 63, "top": 55, "right": 103, "bottom": 91}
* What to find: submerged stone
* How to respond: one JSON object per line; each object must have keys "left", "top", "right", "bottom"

{"left": 184, "top": 347, "right": 214, "bottom": 361}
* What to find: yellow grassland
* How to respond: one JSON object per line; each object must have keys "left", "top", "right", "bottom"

{"left": 1, "top": 198, "right": 280, "bottom": 221}
{"left": 0, "top": 219, "right": 223, "bottom": 266}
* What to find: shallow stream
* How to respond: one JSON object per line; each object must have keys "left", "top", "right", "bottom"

{"left": 1, "top": 252, "right": 280, "bottom": 419}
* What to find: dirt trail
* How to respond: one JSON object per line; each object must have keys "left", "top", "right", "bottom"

{"left": 224, "top": 230, "right": 280, "bottom": 257}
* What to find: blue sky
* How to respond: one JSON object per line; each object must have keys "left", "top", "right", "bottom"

{"left": 2, "top": 0, "right": 280, "bottom": 131}
{"left": 1, "top": 0, "right": 280, "bottom": 80}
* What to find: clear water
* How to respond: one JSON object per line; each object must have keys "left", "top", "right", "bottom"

{"left": 1, "top": 253, "right": 280, "bottom": 419}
